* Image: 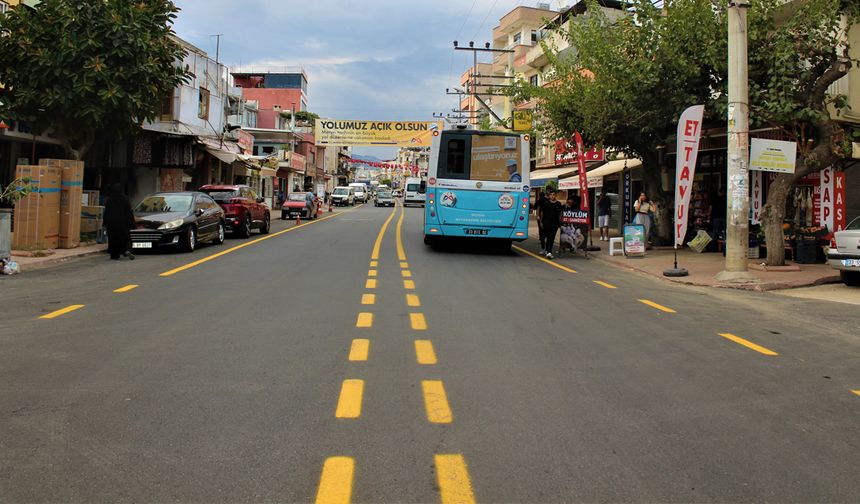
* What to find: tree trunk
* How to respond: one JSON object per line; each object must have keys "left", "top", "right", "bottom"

{"left": 761, "top": 174, "right": 792, "bottom": 266}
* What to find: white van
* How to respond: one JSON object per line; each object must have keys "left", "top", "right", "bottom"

{"left": 349, "top": 183, "right": 368, "bottom": 203}
{"left": 404, "top": 177, "right": 426, "bottom": 207}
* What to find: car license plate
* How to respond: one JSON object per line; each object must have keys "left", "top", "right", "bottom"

{"left": 842, "top": 259, "right": 860, "bottom": 267}
{"left": 132, "top": 242, "right": 153, "bottom": 249}
{"left": 464, "top": 228, "right": 489, "bottom": 236}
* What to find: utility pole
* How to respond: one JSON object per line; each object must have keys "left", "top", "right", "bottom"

{"left": 718, "top": 0, "right": 757, "bottom": 283}
{"left": 452, "top": 41, "right": 513, "bottom": 129}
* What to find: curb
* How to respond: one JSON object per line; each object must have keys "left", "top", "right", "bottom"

{"left": 14, "top": 247, "right": 107, "bottom": 272}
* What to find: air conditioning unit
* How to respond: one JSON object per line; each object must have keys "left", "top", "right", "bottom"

{"left": 853, "top": 141, "right": 860, "bottom": 159}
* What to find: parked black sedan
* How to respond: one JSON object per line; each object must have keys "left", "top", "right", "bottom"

{"left": 130, "top": 192, "right": 225, "bottom": 252}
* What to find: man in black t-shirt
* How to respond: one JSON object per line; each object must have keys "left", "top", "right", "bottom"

{"left": 538, "top": 190, "right": 563, "bottom": 259}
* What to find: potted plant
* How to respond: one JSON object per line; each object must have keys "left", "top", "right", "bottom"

{"left": 0, "top": 177, "right": 34, "bottom": 261}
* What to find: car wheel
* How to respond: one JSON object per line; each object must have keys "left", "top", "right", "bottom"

{"left": 183, "top": 226, "right": 197, "bottom": 252}
{"left": 240, "top": 215, "right": 252, "bottom": 238}
{"left": 213, "top": 221, "right": 225, "bottom": 245}
{"left": 841, "top": 271, "right": 860, "bottom": 286}
{"left": 261, "top": 214, "right": 271, "bottom": 234}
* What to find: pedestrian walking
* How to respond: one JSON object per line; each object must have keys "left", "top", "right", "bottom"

{"left": 597, "top": 192, "right": 612, "bottom": 241}
{"left": 538, "top": 190, "right": 563, "bottom": 259}
{"left": 536, "top": 191, "right": 547, "bottom": 254}
{"left": 103, "top": 184, "right": 135, "bottom": 260}
{"left": 633, "top": 192, "right": 654, "bottom": 242}
{"left": 304, "top": 190, "right": 316, "bottom": 219}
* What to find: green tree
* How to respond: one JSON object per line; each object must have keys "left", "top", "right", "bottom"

{"left": 0, "top": 0, "right": 190, "bottom": 160}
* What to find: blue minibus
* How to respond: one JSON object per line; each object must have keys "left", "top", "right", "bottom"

{"left": 423, "top": 126, "right": 530, "bottom": 249}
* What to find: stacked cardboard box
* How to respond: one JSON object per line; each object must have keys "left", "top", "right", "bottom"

{"left": 80, "top": 205, "right": 104, "bottom": 239}
{"left": 40, "top": 159, "right": 84, "bottom": 248}
{"left": 12, "top": 165, "right": 62, "bottom": 250}
{"left": 82, "top": 190, "right": 100, "bottom": 206}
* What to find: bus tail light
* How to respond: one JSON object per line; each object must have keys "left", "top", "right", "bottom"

{"left": 431, "top": 212, "right": 436, "bottom": 217}
{"left": 515, "top": 232, "right": 525, "bottom": 237}
{"left": 429, "top": 228, "right": 439, "bottom": 233}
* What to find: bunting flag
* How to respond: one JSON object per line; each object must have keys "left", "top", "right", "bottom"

{"left": 348, "top": 158, "right": 421, "bottom": 174}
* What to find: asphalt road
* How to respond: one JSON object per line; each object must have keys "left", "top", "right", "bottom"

{"left": 1, "top": 202, "right": 859, "bottom": 503}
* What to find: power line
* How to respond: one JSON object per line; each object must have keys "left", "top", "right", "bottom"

{"left": 471, "top": 0, "right": 500, "bottom": 40}
{"left": 449, "top": 0, "right": 479, "bottom": 91}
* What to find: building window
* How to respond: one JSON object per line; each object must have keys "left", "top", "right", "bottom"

{"left": 513, "top": 32, "right": 522, "bottom": 45}
{"left": 529, "top": 74, "right": 539, "bottom": 87}
{"left": 531, "top": 30, "right": 539, "bottom": 43}
{"left": 159, "top": 90, "right": 175, "bottom": 120}
{"left": 198, "top": 87, "right": 210, "bottom": 120}
{"left": 0, "top": 2, "right": 8, "bottom": 14}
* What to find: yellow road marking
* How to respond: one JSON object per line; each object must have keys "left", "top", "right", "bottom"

{"left": 160, "top": 209, "right": 350, "bottom": 277}
{"left": 593, "top": 280, "right": 617, "bottom": 289}
{"left": 335, "top": 379, "right": 364, "bottom": 418}
{"left": 415, "top": 340, "right": 437, "bottom": 365}
{"left": 718, "top": 333, "right": 778, "bottom": 356}
{"left": 512, "top": 245, "right": 577, "bottom": 273}
{"left": 369, "top": 260, "right": 378, "bottom": 267}
{"left": 315, "top": 456, "right": 355, "bottom": 504}
{"left": 410, "top": 313, "right": 427, "bottom": 331}
{"left": 368, "top": 269, "right": 378, "bottom": 277}
{"left": 371, "top": 204, "right": 398, "bottom": 260}
{"left": 401, "top": 270, "right": 412, "bottom": 278}
{"left": 399, "top": 261, "right": 409, "bottom": 269}
{"left": 356, "top": 312, "right": 373, "bottom": 328}
{"left": 113, "top": 284, "right": 139, "bottom": 293}
{"left": 365, "top": 279, "right": 377, "bottom": 289}
{"left": 638, "top": 299, "right": 676, "bottom": 313}
{"left": 395, "top": 203, "right": 407, "bottom": 261}
{"left": 435, "top": 454, "right": 476, "bottom": 504}
{"left": 851, "top": 390, "right": 860, "bottom": 397}
{"left": 361, "top": 293, "right": 376, "bottom": 305}
{"left": 40, "top": 304, "right": 85, "bottom": 319}
{"left": 422, "top": 380, "right": 452, "bottom": 423}
{"left": 406, "top": 294, "right": 421, "bottom": 307}
{"left": 348, "top": 339, "right": 370, "bottom": 362}
{"left": 403, "top": 280, "right": 416, "bottom": 290}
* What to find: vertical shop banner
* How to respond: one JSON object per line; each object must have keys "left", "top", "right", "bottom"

{"left": 673, "top": 105, "right": 705, "bottom": 247}
{"left": 750, "top": 170, "right": 763, "bottom": 225}
{"left": 820, "top": 167, "right": 834, "bottom": 231}
{"left": 573, "top": 132, "right": 590, "bottom": 212}
{"left": 623, "top": 169, "right": 632, "bottom": 225}
{"left": 834, "top": 171, "right": 846, "bottom": 232}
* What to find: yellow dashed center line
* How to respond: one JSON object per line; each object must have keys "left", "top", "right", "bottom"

{"left": 335, "top": 379, "right": 364, "bottom": 418}
{"left": 39, "top": 304, "right": 85, "bottom": 319}
{"left": 368, "top": 269, "right": 378, "bottom": 277}
{"left": 369, "top": 260, "right": 378, "bottom": 267}
{"left": 410, "top": 313, "right": 427, "bottom": 331}
{"left": 851, "top": 390, "right": 860, "bottom": 397}
{"left": 422, "top": 380, "right": 453, "bottom": 424}
{"left": 371, "top": 204, "right": 398, "bottom": 260}
{"left": 401, "top": 270, "right": 412, "bottom": 278}
{"left": 113, "top": 284, "right": 138, "bottom": 293}
{"left": 361, "top": 293, "right": 376, "bottom": 305}
{"left": 315, "top": 456, "right": 355, "bottom": 504}
{"left": 415, "top": 340, "right": 438, "bottom": 365}
{"left": 435, "top": 454, "right": 476, "bottom": 504}
{"left": 638, "top": 299, "right": 676, "bottom": 313}
{"left": 593, "top": 280, "right": 617, "bottom": 289}
{"left": 406, "top": 294, "right": 421, "bottom": 307}
{"left": 718, "top": 333, "right": 778, "bottom": 356}
{"left": 356, "top": 312, "right": 373, "bottom": 328}
{"left": 365, "top": 279, "right": 377, "bottom": 289}
{"left": 400, "top": 261, "right": 409, "bottom": 269}
{"left": 403, "top": 280, "right": 416, "bottom": 290}
{"left": 348, "top": 339, "right": 370, "bottom": 362}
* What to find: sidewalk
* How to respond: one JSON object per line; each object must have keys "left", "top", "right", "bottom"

{"left": 9, "top": 242, "right": 107, "bottom": 272}
{"left": 528, "top": 220, "right": 840, "bottom": 291}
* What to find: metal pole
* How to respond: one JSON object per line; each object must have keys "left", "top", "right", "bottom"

{"left": 719, "top": 0, "right": 756, "bottom": 282}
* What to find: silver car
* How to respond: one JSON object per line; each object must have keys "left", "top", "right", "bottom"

{"left": 827, "top": 216, "right": 860, "bottom": 286}
{"left": 375, "top": 190, "right": 395, "bottom": 207}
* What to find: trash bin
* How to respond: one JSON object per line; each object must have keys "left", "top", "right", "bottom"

{"left": 795, "top": 236, "right": 819, "bottom": 264}
{"left": 0, "top": 209, "right": 12, "bottom": 261}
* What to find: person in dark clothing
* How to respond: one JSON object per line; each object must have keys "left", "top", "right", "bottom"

{"left": 103, "top": 184, "right": 135, "bottom": 260}
{"left": 535, "top": 191, "right": 547, "bottom": 254}
{"left": 538, "top": 190, "right": 563, "bottom": 259}
{"left": 597, "top": 192, "right": 612, "bottom": 241}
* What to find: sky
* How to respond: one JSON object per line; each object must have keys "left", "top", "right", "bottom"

{"left": 172, "top": 0, "right": 543, "bottom": 158}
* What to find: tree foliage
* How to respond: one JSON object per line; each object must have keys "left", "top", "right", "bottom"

{"left": 0, "top": 0, "right": 190, "bottom": 159}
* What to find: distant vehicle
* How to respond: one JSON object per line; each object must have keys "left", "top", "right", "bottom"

{"left": 349, "top": 182, "right": 368, "bottom": 203}
{"left": 404, "top": 177, "right": 426, "bottom": 207}
{"left": 280, "top": 192, "right": 316, "bottom": 220}
{"left": 199, "top": 184, "right": 270, "bottom": 237}
{"left": 375, "top": 190, "right": 395, "bottom": 207}
{"left": 131, "top": 192, "right": 225, "bottom": 252}
{"left": 827, "top": 216, "right": 860, "bottom": 286}
{"left": 332, "top": 186, "right": 356, "bottom": 206}
{"left": 393, "top": 189, "right": 403, "bottom": 198}
{"left": 423, "top": 127, "right": 530, "bottom": 250}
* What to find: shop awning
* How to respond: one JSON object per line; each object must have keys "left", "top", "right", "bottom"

{"left": 199, "top": 137, "right": 243, "bottom": 165}
{"left": 260, "top": 167, "right": 277, "bottom": 178}
{"left": 528, "top": 166, "right": 578, "bottom": 187}
{"left": 206, "top": 147, "right": 237, "bottom": 164}
{"left": 586, "top": 157, "right": 642, "bottom": 178}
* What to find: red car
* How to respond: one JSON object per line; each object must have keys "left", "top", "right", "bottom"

{"left": 199, "top": 184, "right": 270, "bottom": 237}
{"left": 280, "top": 192, "right": 318, "bottom": 220}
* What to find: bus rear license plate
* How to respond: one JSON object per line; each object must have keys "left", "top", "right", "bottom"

{"left": 465, "top": 229, "right": 489, "bottom": 236}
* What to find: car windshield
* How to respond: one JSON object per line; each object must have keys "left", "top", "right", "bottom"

{"left": 288, "top": 193, "right": 307, "bottom": 201}
{"left": 201, "top": 189, "right": 238, "bottom": 202}
{"left": 407, "top": 184, "right": 419, "bottom": 191}
{"left": 378, "top": 191, "right": 392, "bottom": 198}
{"left": 847, "top": 217, "right": 860, "bottom": 230}
{"left": 333, "top": 188, "right": 349, "bottom": 195}
{"left": 134, "top": 194, "right": 193, "bottom": 213}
